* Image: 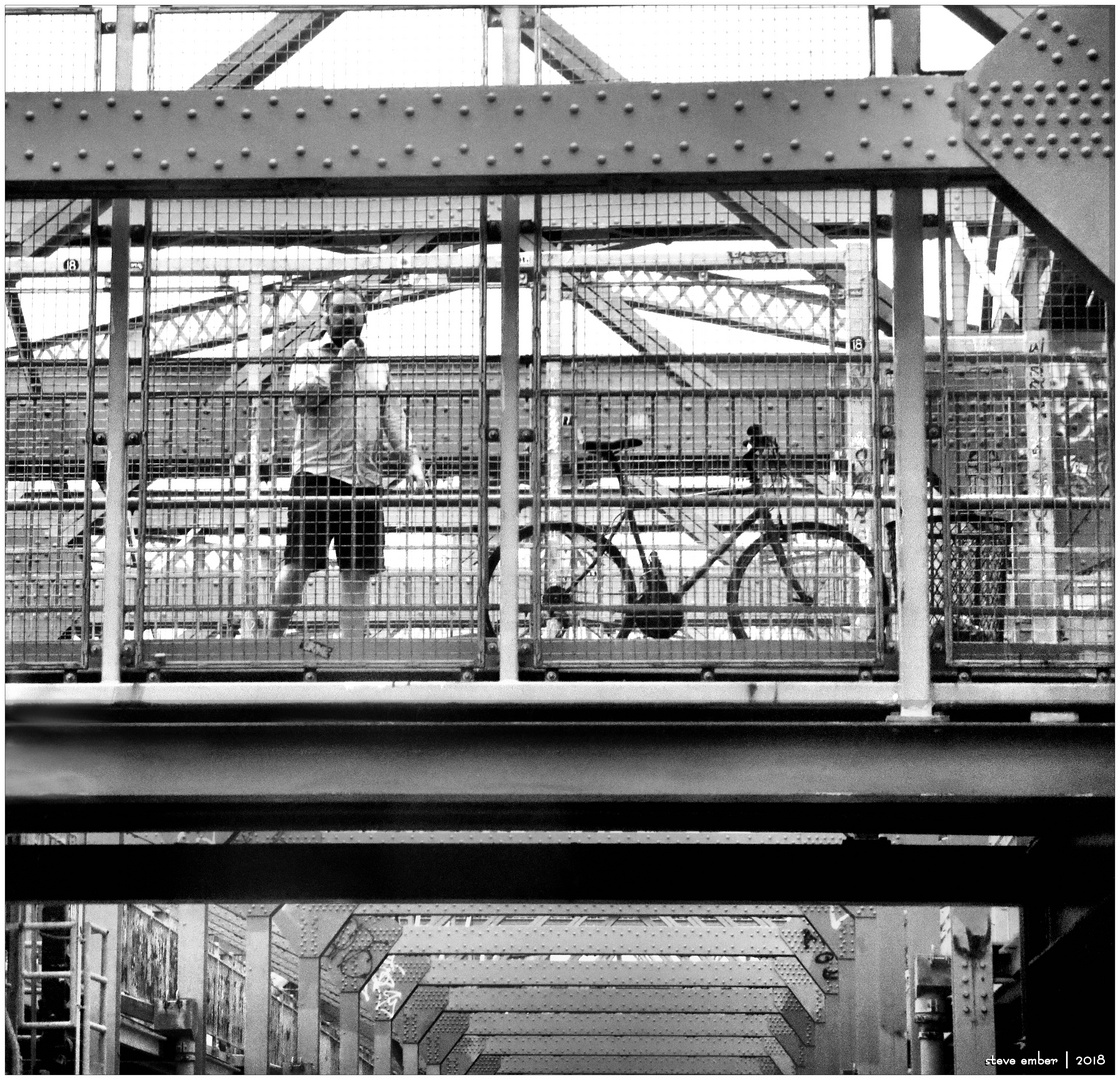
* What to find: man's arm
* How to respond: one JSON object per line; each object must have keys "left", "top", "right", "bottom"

{"left": 288, "top": 339, "right": 359, "bottom": 412}
{"left": 381, "top": 389, "right": 427, "bottom": 491}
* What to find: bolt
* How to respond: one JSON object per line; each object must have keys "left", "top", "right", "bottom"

{"left": 678, "top": 101, "right": 688, "bottom": 112}
{"left": 1069, "top": 93, "right": 1081, "bottom": 103}
{"left": 789, "top": 138, "right": 800, "bottom": 150}
{"left": 458, "top": 143, "right": 468, "bottom": 154}
{"left": 734, "top": 99, "right": 744, "bottom": 111}
{"left": 825, "top": 150, "right": 835, "bottom": 161}
{"left": 882, "top": 149, "right": 892, "bottom": 159}
{"left": 514, "top": 104, "right": 523, "bottom": 115}
{"left": 323, "top": 157, "right": 333, "bottom": 167}
{"left": 859, "top": 98, "right": 869, "bottom": 109}
{"left": 925, "top": 149, "right": 936, "bottom": 159}
{"left": 881, "top": 85, "right": 891, "bottom": 96}
{"left": 1037, "top": 112, "right": 1048, "bottom": 123}
{"left": 187, "top": 147, "right": 196, "bottom": 157}
{"left": 268, "top": 157, "right": 278, "bottom": 168}
{"left": 789, "top": 98, "right": 800, "bottom": 110}
{"left": 679, "top": 140, "right": 689, "bottom": 151}
{"left": 296, "top": 107, "right": 306, "bottom": 118}
{"left": 1092, "top": 130, "right": 1103, "bottom": 142}
{"left": 1104, "top": 78, "right": 1113, "bottom": 90}
{"left": 1024, "top": 93, "right": 1036, "bottom": 104}
{"left": 625, "top": 140, "right": 635, "bottom": 150}
{"left": 1104, "top": 113, "right": 1113, "bottom": 124}
{"left": 430, "top": 92, "right": 441, "bottom": 104}
{"left": 79, "top": 108, "right": 88, "bottom": 119}
{"left": 946, "top": 96, "right": 957, "bottom": 106}
{"left": 992, "top": 147, "right": 1003, "bottom": 158}
{"left": 968, "top": 114, "right": 980, "bottom": 125}
{"left": 1071, "top": 131, "right": 1081, "bottom": 142}
{"left": 514, "top": 142, "right": 523, "bottom": 153}
{"left": 78, "top": 148, "right": 87, "bottom": 158}
{"left": 486, "top": 154, "right": 496, "bottom": 165}
{"left": 825, "top": 85, "right": 835, "bottom": 96}
{"left": 980, "top": 94, "right": 992, "bottom": 106}
{"left": 296, "top": 145, "right": 305, "bottom": 155}
{"left": 541, "top": 153, "right": 551, "bottom": 164}
{"left": 105, "top": 159, "right": 114, "bottom": 170}
{"left": 215, "top": 95, "right": 225, "bottom": 106}
{"left": 624, "top": 102, "right": 634, "bottom": 113}
{"left": 1012, "top": 80, "right": 1023, "bottom": 91}
{"left": 542, "top": 89, "right": 553, "bottom": 100}
{"left": 1104, "top": 146, "right": 1113, "bottom": 157}
{"left": 707, "top": 152, "right": 717, "bottom": 162}
{"left": 761, "top": 151, "right": 772, "bottom": 162}
{"left": 159, "top": 159, "right": 169, "bottom": 169}
{"left": 1020, "top": 26, "right": 1032, "bottom": 38}
{"left": 597, "top": 153, "right": 607, "bottom": 164}
{"left": 762, "top": 87, "right": 771, "bottom": 98}
{"left": 1088, "top": 48, "right": 1099, "bottom": 61}
{"left": 429, "top": 156, "right": 439, "bottom": 166}
{"left": 404, "top": 106, "right": 414, "bottom": 117}
{"left": 23, "top": 149, "right": 32, "bottom": 159}
{"left": 1052, "top": 52, "right": 1064, "bottom": 63}
{"left": 903, "top": 135, "right": 913, "bottom": 146}
{"left": 214, "top": 158, "right": 224, "bottom": 168}
{"left": 106, "top": 96, "right": 115, "bottom": 107}
{"left": 51, "top": 160, "right": 60, "bottom": 171}
{"left": 903, "top": 98, "right": 912, "bottom": 108}
{"left": 860, "top": 136, "right": 870, "bottom": 147}
{"left": 991, "top": 113, "right": 1002, "bottom": 125}
{"left": 597, "top": 89, "right": 607, "bottom": 101}
{"left": 1036, "top": 39, "right": 1047, "bottom": 50}
{"left": 403, "top": 144, "right": 413, "bottom": 154}
{"left": 1047, "top": 132, "right": 1058, "bottom": 143}
{"left": 132, "top": 147, "right": 142, "bottom": 158}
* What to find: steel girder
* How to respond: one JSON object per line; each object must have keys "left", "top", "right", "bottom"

{"left": 475, "top": 1056, "right": 780, "bottom": 1075}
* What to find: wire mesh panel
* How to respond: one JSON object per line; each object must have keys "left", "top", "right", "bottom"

{"left": 929, "top": 188, "right": 1113, "bottom": 672}
{"left": 5, "top": 9, "right": 100, "bottom": 92}
{"left": 5, "top": 199, "right": 102, "bottom": 671}
{"left": 490, "top": 189, "right": 889, "bottom": 673}
{"left": 134, "top": 197, "right": 486, "bottom": 673}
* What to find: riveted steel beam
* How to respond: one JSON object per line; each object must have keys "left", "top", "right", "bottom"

{"left": 458, "top": 1034, "right": 783, "bottom": 1057}
{"left": 455, "top": 1012, "right": 797, "bottom": 1040}
{"left": 7, "top": 78, "right": 986, "bottom": 198}
{"left": 948, "top": 6, "right": 1038, "bottom": 43}
{"left": 485, "top": 1057, "right": 778, "bottom": 1075}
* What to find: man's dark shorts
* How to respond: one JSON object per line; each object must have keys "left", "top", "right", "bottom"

{"left": 282, "top": 473, "right": 385, "bottom": 573}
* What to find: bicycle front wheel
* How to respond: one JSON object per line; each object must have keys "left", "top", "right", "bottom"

{"left": 485, "top": 523, "right": 637, "bottom": 640}
{"left": 727, "top": 521, "right": 886, "bottom": 645}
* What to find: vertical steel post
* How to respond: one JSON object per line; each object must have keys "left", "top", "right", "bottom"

{"left": 372, "top": 1018, "right": 393, "bottom": 1075}
{"left": 84, "top": 905, "right": 121, "bottom": 1076}
{"left": 402, "top": 1042, "right": 420, "bottom": 1074}
{"left": 339, "top": 992, "right": 361, "bottom": 1075}
{"left": 946, "top": 906, "right": 997, "bottom": 1075}
{"left": 853, "top": 913, "right": 881, "bottom": 1074}
{"left": 906, "top": 907, "right": 944, "bottom": 1073}
{"left": 244, "top": 273, "right": 264, "bottom": 638}
{"left": 878, "top": 906, "right": 909, "bottom": 1074}
{"left": 297, "top": 955, "right": 321, "bottom": 1073}
{"left": 101, "top": 9, "right": 137, "bottom": 683}
{"left": 176, "top": 905, "right": 208, "bottom": 1076}
{"left": 243, "top": 914, "right": 272, "bottom": 1076}
{"left": 498, "top": 5, "right": 522, "bottom": 681}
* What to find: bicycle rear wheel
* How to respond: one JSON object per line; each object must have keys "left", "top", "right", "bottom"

{"left": 484, "top": 523, "right": 637, "bottom": 640}
{"left": 727, "top": 521, "right": 886, "bottom": 645}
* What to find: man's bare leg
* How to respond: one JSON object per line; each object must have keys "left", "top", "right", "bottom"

{"left": 339, "top": 568, "right": 371, "bottom": 641}
{"left": 267, "top": 562, "right": 312, "bottom": 637}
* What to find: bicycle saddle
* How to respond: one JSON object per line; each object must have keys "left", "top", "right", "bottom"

{"left": 583, "top": 437, "right": 644, "bottom": 454}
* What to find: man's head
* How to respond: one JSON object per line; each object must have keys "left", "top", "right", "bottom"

{"left": 322, "top": 286, "right": 367, "bottom": 345}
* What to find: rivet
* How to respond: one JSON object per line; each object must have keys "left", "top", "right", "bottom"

{"left": 23, "top": 149, "right": 33, "bottom": 159}
{"left": 51, "top": 161, "right": 60, "bottom": 171}
{"left": 762, "top": 87, "right": 771, "bottom": 98}
{"left": 486, "top": 155, "right": 496, "bottom": 165}
{"left": 403, "top": 144, "right": 413, "bottom": 154}
{"left": 1012, "top": 80, "right": 1023, "bottom": 91}
{"left": 706, "top": 87, "right": 716, "bottom": 99}
{"left": 980, "top": 134, "right": 991, "bottom": 145}
{"left": 624, "top": 102, "right": 634, "bottom": 113}
{"left": 1087, "top": 49, "right": 1099, "bottom": 61}
{"left": 789, "top": 99, "right": 799, "bottom": 110}
{"left": 789, "top": 138, "right": 800, "bottom": 150}
{"left": 105, "top": 159, "right": 114, "bottom": 170}
{"left": 652, "top": 152, "right": 662, "bottom": 163}
{"left": 459, "top": 143, "right": 468, "bottom": 154}
{"left": 597, "top": 89, "right": 607, "bottom": 101}
{"left": 924, "top": 84, "right": 934, "bottom": 95}
{"left": 902, "top": 135, "right": 913, "bottom": 146}
{"left": 1091, "top": 130, "right": 1102, "bottom": 142}
{"left": 50, "top": 96, "right": 62, "bottom": 109}
{"left": 1080, "top": 112, "right": 1093, "bottom": 124}
{"left": 1050, "top": 20, "right": 1063, "bottom": 32}
{"left": 1002, "top": 95, "right": 1013, "bottom": 106}
{"left": 1070, "top": 131, "right": 1081, "bottom": 142}
{"left": 989, "top": 80, "right": 1002, "bottom": 92}
{"left": 1019, "top": 27, "right": 1032, "bottom": 38}
{"left": 1036, "top": 146, "right": 1047, "bottom": 157}
{"left": 1037, "top": 112, "right": 1048, "bottom": 122}
{"left": 187, "top": 108, "right": 197, "bottom": 118}
{"left": 132, "top": 147, "right": 142, "bottom": 158}
{"left": 625, "top": 140, "right": 635, "bottom": 151}
{"left": 351, "top": 144, "right": 360, "bottom": 155}
{"left": 1014, "top": 147, "right": 1026, "bottom": 158}
{"left": 541, "top": 153, "right": 551, "bottom": 164}
{"left": 323, "top": 157, "right": 333, "bottom": 167}
{"left": 377, "top": 157, "right": 387, "bottom": 167}
{"left": 269, "top": 158, "right": 278, "bottom": 168}
{"left": 707, "top": 152, "right": 717, "bottom": 163}
{"left": 215, "top": 95, "right": 225, "bottom": 106}
{"left": 1058, "top": 146, "right": 1070, "bottom": 158}
{"left": 239, "top": 107, "right": 251, "bottom": 119}
{"left": 860, "top": 136, "right": 870, "bottom": 147}
{"left": 1013, "top": 113, "right": 1025, "bottom": 125}
{"left": 24, "top": 109, "right": 34, "bottom": 121}
{"left": 1082, "top": 145, "right": 1093, "bottom": 156}
{"left": 404, "top": 106, "right": 414, "bottom": 117}
{"left": 79, "top": 109, "right": 88, "bottom": 119}
{"left": 968, "top": 81, "right": 980, "bottom": 93}
{"left": 980, "top": 94, "right": 992, "bottom": 105}
{"left": 1068, "top": 34, "right": 1080, "bottom": 45}
{"left": 734, "top": 100, "right": 744, "bottom": 111}
{"left": 133, "top": 108, "right": 143, "bottom": 120}
{"left": 1103, "top": 79, "right": 1112, "bottom": 90}
{"left": 187, "top": 147, "right": 196, "bottom": 157}
{"left": 1103, "top": 113, "right": 1113, "bottom": 124}
{"left": 597, "top": 153, "right": 607, "bottom": 164}
{"left": 1056, "top": 79, "right": 1068, "bottom": 91}
{"left": 859, "top": 98, "right": 869, "bottom": 109}
{"left": 946, "top": 96, "right": 957, "bottom": 107}
{"left": 214, "top": 158, "right": 224, "bottom": 168}
{"left": 1058, "top": 111, "right": 1070, "bottom": 123}
{"left": 903, "top": 98, "right": 912, "bottom": 108}
{"left": 460, "top": 105, "right": 470, "bottom": 116}
{"left": 1091, "top": 92, "right": 1103, "bottom": 104}
{"left": 514, "top": 142, "right": 523, "bottom": 153}
{"left": 825, "top": 86, "right": 835, "bottom": 97}
{"left": 296, "top": 145, "right": 306, "bottom": 155}
{"left": 514, "top": 104, "right": 523, "bottom": 115}
{"left": 991, "top": 113, "right": 1002, "bottom": 125}
{"left": 761, "top": 151, "right": 772, "bottom": 162}
{"left": 1104, "top": 146, "right": 1113, "bottom": 157}
{"left": 733, "top": 139, "right": 743, "bottom": 150}
{"left": 430, "top": 156, "right": 439, "bottom": 166}
{"left": 486, "top": 92, "right": 496, "bottom": 102}
{"left": 679, "top": 140, "right": 689, "bottom": 151}
{"left": 1024, "top": 94, "right": 1035, "bottom": 104}
{"left": 296, "top": 107, "right": 306, "bottom": 118}
{"left": 1036, "top": 39, "right": 1048, "bottom": 50}
{"left": 1035, "top": 80, "right": 1046, "bottom": 90}
{"left": 948, "top": 135, "right": 958, "bottom": 145}
{"left": 1025, "top": 132, "right": 1037, "bottom": 143}
{"left": 351, "top": 107, "right": 360, "bottom": 117}
{"left": 1002, "top": 132, "right": 1014, "bottom": 143}
{"left": 106, "top": 96, "right": 115, "bottom": 107}
{"left": 882, "top": 148, "right": 892, "bottom": 159}
{"left": 572, "top": 103, "right": 581, "bottom": 114}
{"left": 968, "top": 114, "right": 980, "bottom": 126}
{"left": 1036, "top": 7, "right": 1047, "bottom": 16}
{"left": 880, "top": 85, "right": 891, "bottom": 96}
{"left": 570, "top": 141, "right": 580, "bottom": 152}
{"left": 431, "top": 92, "right": 441, "bottom": 104}
{"left": 825, "top": 150, "right": 835, "bottom": 161}
{"left": 1052, "top": 52, "right": 1063, "bottom": 63}
{"left": 269, "top": 95, "right": 279, "bottom": 106}
{"left": 78, "top": 148, "right": 87, "bottom": 158}
{"left": 379, "top": 93, "right": 389, "bottom": 104}
{"left": 650, "top": 89, "right": 660, "bottom": 99}
{"left": 991, "top": 147, "right": 1003, "bottom": 158}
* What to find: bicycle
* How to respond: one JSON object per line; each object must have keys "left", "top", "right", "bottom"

{"left": 483, "top": 426, "right": 889, "bottom": 644}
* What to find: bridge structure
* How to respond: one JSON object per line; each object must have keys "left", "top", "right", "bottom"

{"left": 4, "top": 4, "right": 1114, "bottom": 1075}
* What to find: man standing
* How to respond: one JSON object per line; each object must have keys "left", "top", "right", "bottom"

{"left": 268, "top": 285, "right": 426, "bottom": 640}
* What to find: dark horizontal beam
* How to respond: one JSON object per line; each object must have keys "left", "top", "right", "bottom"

{"left": 7, "top": 78, "right": 988, "bottom": 199}
{"left": 6, "top": 713, "right": 1113, "bottom": 836}
{"left": 5, "top": 838, "right": 1112, "bottom": 905}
